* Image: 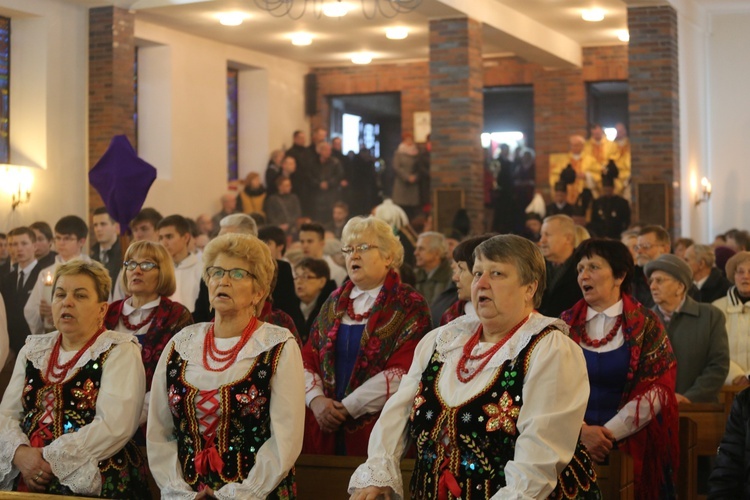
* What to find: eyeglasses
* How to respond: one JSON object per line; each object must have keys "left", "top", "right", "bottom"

{"left": 293, "top": 274, "right": 321, "bottom": 282}
{"left": 341, "top": 243, "right": 379, "bottom": 255}
{"left": 123, "top": 260, "right": 159, "bottom": 272}
{"left": 634, "top": 243, "right": 656, "bottom": 252}
{"left": 206, "top": 266, "right": 255, "bottom": 281}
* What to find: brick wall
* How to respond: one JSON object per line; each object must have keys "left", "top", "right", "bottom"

{"left": 312, "top": 46, "right": 629, "bottom": 200}
{"left": 628, "top": 6, "right": 680, "bottom": 232}
{"left": 88, "top": 6, "right": 136, "bottom": 219}
{"left": 429, "top": 18, "right": 485, "bottom": 234}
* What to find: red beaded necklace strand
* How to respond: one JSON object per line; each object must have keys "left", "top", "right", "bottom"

{"left": 119, "top": 301, "right": 157, "bottom": 331}
{"left": 45, "top": 327, "right": 106, "bottom": 383}
{"left": 203, "top": 316, "right": 259, "bottom": 372}
{"left": 580, "top": 315, "right": 623, "bottom": 348}
{"left": 345, "top": 290, "right": 385, "bottom": 322}
{"left": 456, "top": 316, "right": 530, "bottom": 383}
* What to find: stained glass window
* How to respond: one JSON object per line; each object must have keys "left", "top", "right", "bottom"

{"left": 0, "top": 16, "right": 10, "bottom": 163}
{"left": 227, "top": 68, "right": 239, "bottom": 181}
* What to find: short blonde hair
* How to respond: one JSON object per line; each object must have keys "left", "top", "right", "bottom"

{"left": 122, "top": 240, "right": 176, "bottom": 297}
{"left": 726, "top": 251, "right": 750, "bottom": 285}
{"left": 342, "top": 216, "right": 404, "bottom": 269}
{"left": 54, "top": 260, "right": 111, "bottom": 303}
{"left": 202, "top": 233, "right": 275, "bottom": 298}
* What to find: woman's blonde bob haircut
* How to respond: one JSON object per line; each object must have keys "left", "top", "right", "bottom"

{"left": 474, "top": 234, "right": 547, "bottom": 308}
{"left": 54, "top": 260, "right": 112, "bottom": 303}
{"left": 121, "top": 240, "right": 177, "bottom": 297}
{"left": 341, "top": 216, "right": 404, "bottom": 270}
{"left": 202, "top": 233, "right": 275, "bottom": 298}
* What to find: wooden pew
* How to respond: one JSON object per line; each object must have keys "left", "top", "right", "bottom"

{"left": 295, "top": 454, "right": 414, "bottom": 500}
{"left": 678, "top": 416, "right": 698, "bottom": 500}
{"left": 678, "top": 401, "right": 724, "bottom": 457}
{"left": 591, "top": 450, "right": 635, "bottom": 500}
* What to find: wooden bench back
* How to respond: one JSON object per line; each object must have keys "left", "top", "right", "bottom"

{"left": 592, "top": 450, "right": 635, "bottom": 500}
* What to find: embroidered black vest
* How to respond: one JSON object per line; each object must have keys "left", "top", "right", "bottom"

{"left": 19, "top": 346, "right": 150, "bottom": 499}
{"left": 408, "top": 329, "right": 600, "bottom": 500}
{"left": 166, "top": 341, "right": 295, "bottom": 498}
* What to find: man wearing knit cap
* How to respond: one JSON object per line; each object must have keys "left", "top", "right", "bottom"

{"left": 646, "top": 254, "right": 729, "bottom": 403}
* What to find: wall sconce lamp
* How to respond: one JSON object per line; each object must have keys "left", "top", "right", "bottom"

{"left": 0, "top": 164, "right": 35, "bottom": 210}
{"left": 695, "top": 176, "right": 712, "bottom": 207}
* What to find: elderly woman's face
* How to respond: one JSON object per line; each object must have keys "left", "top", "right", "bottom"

{"left": 53, "top": 274, "right": 107, "bottom": 337}
{"left": 452, "top": 260, "right": 473, "bottom": 302}
{"left": 648, "top": 270, "right": 684, "bottom": 307}
{"left": 735, "top": 261, "right": 750, "bottom": 295}
{"left": 344, "top": 234, "right": 393, "bottom": 290}
{"left": 126, "top": 251, "right": 160, "bottom": 297}
{"left": 577, "top": 254, "right": 623, "bottom": 312}
{"left": 207, "top": 253, "right": 264, "bottom": 315}
{"left": 471, "top": 255, "right": 535, "bottom": 332}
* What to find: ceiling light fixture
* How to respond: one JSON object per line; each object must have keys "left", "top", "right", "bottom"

{"left": 322, "top": 2, "right": 349, "bottom": 17}
{"left": 617, "top": 30, "right": 630, "bottom": 42}
{"left": 254, "top": 0, "right": 422, "bottom": 20}
{"left": 218, "top": 12, "right": 246, "bottom": 26}
{"left": 385, "top": 27, "right": 409, "bottom": 40}
{"left": 351, "top": 52, "right": 373, "bottom": 64}
{"left": 581, "top": 9, "right": 605, "bottom": 22}
{"left": 291, "top": 33, "right": 313, "bottom": 46}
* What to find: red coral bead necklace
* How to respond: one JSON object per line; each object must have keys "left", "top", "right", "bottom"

{"left": 457, "top": 315, "right": 530, "bottom": 383}
{"left": 580, "top": 315, "right": 623, "bottom": 348}
{"left": 203, "top": 316, "right": 259, "bottom": 372}
{"left": 46, "top": 327, "right": 106, "bottom": 383}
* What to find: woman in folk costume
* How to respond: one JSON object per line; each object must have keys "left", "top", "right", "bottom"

{"left": 349, "top": 235, "right": 599, "bottom": 499}
{"left": 147, "top": 234, "right": 304, "bottom": 499}
{"left": 0, "top": 260, "right": 149, "bottom": 497}
{"left": 302, "top": 216, "right": 432, "bottom": 456}
{"left": 561, "top": 238, "right": 679, "bottom": 498}
{"left": 105, "top": 240, "right": 193, "bottom": 428}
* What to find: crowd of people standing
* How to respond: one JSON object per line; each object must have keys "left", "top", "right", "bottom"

{"left": 0, "top": 123, "right": 748, "bottom": 498}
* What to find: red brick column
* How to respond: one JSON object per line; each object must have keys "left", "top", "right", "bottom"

{"left": 88, "top": 6, "right": 136, "bottom": 217}
{"left": 429, "top": 18, "right": 484, "bottom": 235}
{"left": 628, "top": 6, "right": 680, "bottom": 231}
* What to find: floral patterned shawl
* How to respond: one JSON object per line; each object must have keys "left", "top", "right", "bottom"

{"left": 560, "top": 293, "right": 679, "bottom": 498}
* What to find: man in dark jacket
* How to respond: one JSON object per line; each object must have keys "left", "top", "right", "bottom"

{"left": 587, "top": 176, "right": 631, "bottom": 239}
{"left": 537, "top": 214, "right": 583, "bottom": 317}
{"left": 708, "top": 387, "right": 750, "bottom": 498}
{"left": 685, "top": 243, "right": 732, "bottom": 303}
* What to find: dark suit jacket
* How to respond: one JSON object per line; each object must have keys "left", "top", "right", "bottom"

{"left": 91, "top": 239, "right": 123, "bottom": 287}
{"left": 37, "top": 251, "right": 57, "bottom": 271}
{"left": 1, "top": 261, "right": 42, "bottom": 353}
{"left": 696, "top": 267, "right": 732, "bottom": 304}
{"left": 545, "top": 202, "right": 575, "bottom": 217}
{"left": 588, "top": 195, "right": 631, "bottom": 239}
{"left": 539, "top": 255, "right": 583, "bottom": 318}
{"left": 294, "top": 279, "right": 337, "bottom": 345}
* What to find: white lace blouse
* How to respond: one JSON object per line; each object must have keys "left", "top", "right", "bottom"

{"left": 0, "top": 330, "right": 145, "bottom": 496}
{"left": 146, "top": 322, "right": 305, "bottom": 500}
{"left": 348, "top": 313, "right": 590, "bottom": 500}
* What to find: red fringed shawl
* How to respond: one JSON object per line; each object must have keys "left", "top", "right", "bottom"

{"left": 301, "top": 269, "right": 432, "bottom": 454}
{"left": 560, "top": 293, "right": 679, "bottom": 498}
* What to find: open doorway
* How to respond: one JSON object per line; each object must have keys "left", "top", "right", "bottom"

{"left": 328, "top": 92, "right": 401, "bottom": 199}
{"left": 587, "top": 81, "right": 629, "bottom": 139}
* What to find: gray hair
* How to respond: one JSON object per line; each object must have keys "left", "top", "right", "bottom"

{"left": 220, "top": 213, "right": 258, "bottom": 236}
{"left": 691, "top": 244, "right": 715, "bottom": 268}
{"left": 543, "top": 214, "right": 576, "bottom": 239}
{"left": 475, "top": 234, "right": 546, "bottom": 308}
{"left": 418, "top": 231, "right": 448, "bottom": 259}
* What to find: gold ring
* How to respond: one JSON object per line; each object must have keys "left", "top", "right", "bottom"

{"left": 35, "top": 471, "right": 43, "bottom": 480}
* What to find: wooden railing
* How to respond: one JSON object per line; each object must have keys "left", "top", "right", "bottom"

{"left": 592, "top": 450, "right": 635, "bottom": 500}
{"left": 295, "top": 454, "right": 414, "bottom": 500}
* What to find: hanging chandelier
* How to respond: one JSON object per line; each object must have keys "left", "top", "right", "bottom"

{"left": 253, "top": 0, "right": 423, "bottom": 20}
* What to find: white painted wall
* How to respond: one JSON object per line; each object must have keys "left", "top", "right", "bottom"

{"left": 0, "top": 0, "right": 88, "bottom": 232}
{"left": 135, "top": 21, "right": 309, "bottom": 220}
{"left": 706, "top": 7, "right": 750, "bottom": 237}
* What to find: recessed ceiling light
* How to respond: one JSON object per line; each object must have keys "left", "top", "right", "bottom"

{"left": 323, "top": 2, "right": 349, "bottom": 17}
{"left": 218, "top": 12, "right": 246, "bottom": 26}
{"left": 581, "top": 9, "right": 605, "bottom": 22}
{"left": 291, "top": 33, "right": 313, "bottom": 46}
{"left": 617, "top": 30, "right": 630, "bottom": 42}
{"left": 351, "top": 52, "right": 373, "bottom": 65}
{"left": 385, "top": 27, "right": 409, "bottom": 40}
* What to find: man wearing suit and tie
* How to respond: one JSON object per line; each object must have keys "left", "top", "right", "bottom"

{"left": 0, "top": 226, "right": 42, "bottom": 393}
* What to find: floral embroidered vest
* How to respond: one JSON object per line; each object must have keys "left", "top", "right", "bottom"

{"left": 408, "top": 329, "right": 600, "bottom": 500}
{"left": 166, "top": 342, "right": 295, "bottom": 498}
{"left": 19, "top": 347, "right": 150, "bottom": 498}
